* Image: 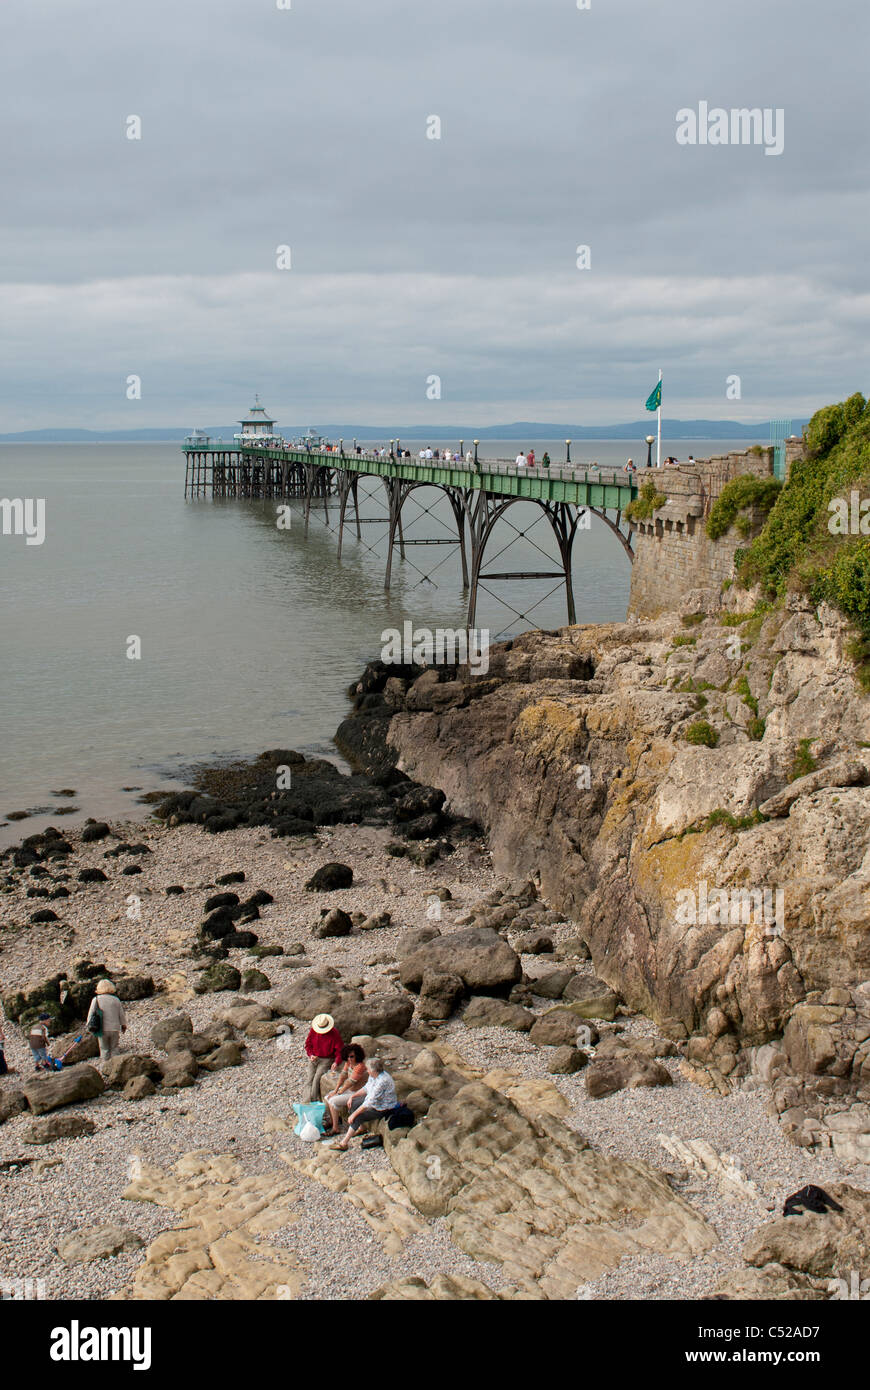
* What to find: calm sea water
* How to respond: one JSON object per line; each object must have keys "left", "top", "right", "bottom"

{"left": 0, "top": 438, "right": 757, "bottom": 844}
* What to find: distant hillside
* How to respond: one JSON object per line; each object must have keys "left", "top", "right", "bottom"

{"left": 0, "top": 418, "right": 804, "bottom": 444}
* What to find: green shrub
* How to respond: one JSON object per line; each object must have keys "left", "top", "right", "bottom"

{"left": 734, "top": 675, "right": 759, "bottom": 715}
{"left": 626, "top": 479, "right": 667, "bottom": 522}
{"left": 747, "top": 716, "right": 766, "bottom": 741}
{"left": 790, "top": 738, "right": 818, "bottom": 781}
{"left": 681, "top": 612, "right": 706, "bottom": 627}
{"left": 706, "top": 474, "right": 782, "bottom": 541}
{"left": 685, "top": 720, "right": 720, "bottom": 748}
{"left": 671, "top": 635, "right": 697, "bottom": 648}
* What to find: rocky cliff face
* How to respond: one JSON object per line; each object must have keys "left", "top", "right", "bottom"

{"left": 362, "top": 598, "right": 870, "bottom": 1057}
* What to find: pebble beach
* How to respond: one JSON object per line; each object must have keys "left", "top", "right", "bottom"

{"left": 2, "top": 811, "right": 867, "bottom": 1302}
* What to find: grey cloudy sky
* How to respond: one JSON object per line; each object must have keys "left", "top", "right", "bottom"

{"left": 1, "top": 0, "right": 867, "bottom": 429}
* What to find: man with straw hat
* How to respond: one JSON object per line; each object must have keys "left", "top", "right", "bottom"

{"left": 86, "top": 980, "right": 128, "bottom": 1063}
{"left": 303, "top": 1013, "right": 343, "bottom": 1103}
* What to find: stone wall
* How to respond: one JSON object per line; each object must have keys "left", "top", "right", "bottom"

{"left": 627, "top": 445, "right": 782, "bottom": 619}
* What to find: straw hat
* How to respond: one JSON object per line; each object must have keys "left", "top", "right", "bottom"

{"left": 311, "top": 1013, "right": 334, "bottom": 1034}
{"left": 95, "top": 979, "right": 116, "bottom": 995}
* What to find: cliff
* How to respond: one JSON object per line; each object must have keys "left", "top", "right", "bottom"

{"left": 362, "top": 601, "right": 870, "bottom": 1055}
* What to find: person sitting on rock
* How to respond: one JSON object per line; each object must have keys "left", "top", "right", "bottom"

{"left": 304, "top": 1013, "right": 344, "bottom": 1102}
{"left": 330, "top": 1058, "right": 398, "bottom": 1151}
{"left": 27, "top": 1014, "right": 52, "bottom": 1071}
{"left": 323, "top": 1043, "right": 368, "bottom": 1137}
{"left": 86, "top": 980, "right": 128, "bottom": 1063}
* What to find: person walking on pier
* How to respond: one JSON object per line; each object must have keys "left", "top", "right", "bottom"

{"left": 541, "top": 451, "right": 551, "bottom": 469}
{"left": 527, "top": 449, "right": 536, "bottom": 467}
{"left": 516, "top": 450, "right": 527, "bottom": 468}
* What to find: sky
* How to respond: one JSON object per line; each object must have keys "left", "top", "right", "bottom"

{"left": 0, "top": 0, "right": 867, "bottom": 431}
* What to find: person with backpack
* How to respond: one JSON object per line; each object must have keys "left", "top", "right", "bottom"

{"left": 27, "top": 1014, "right": 52, "bottom": 1071}
{"left": 86, "top": 980, "right": 128, "bottom": 1062}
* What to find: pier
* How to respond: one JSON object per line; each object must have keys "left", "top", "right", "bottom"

{"left": 183, "top": 423, "right": 638, "bottom": 628}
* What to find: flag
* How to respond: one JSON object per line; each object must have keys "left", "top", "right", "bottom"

{"left": 645, "top": 381, "right": 662, "bottom": 412}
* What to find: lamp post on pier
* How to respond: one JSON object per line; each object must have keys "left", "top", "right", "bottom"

{"left": 645, "top": 434, "right": 655, "bottom": 468}
{"left": 473, "top": 439, "right": 479, "bottom": 466}
{"left": 566, "top": 440, "right": 572, "bottom": 465}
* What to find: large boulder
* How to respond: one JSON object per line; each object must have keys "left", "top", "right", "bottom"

{"left": 194, "top": 962, "right": 241, "bottom": 994}
{"left": 21, "top": 1065, "right": 106, "bottom": 1116}
{"left": 102, "top": 1055, "right": 161, "bottom": 1090}
{"left": 150, "top": 1014, "right": 193, "bottom": 1050}
{"left": 0, "top": 1090, "right": 28, "bottom": 1124}
{"left": 399, "top": 928, "right": 521, "bottom": 997}
{"left": 271, "top": 973, "right": 354, "bottom": 1020}
{"left": 199, "top": 1041, "right": 245, "bottom": 1071}
{"left": 463, "top": 997, "right": 535, "bottom": 1031}
{"left": 312, "top": 907, "right": 353, "bottom": 939}
{"left": 417, "top": 970, "right": 466, "bottom": 1021}
{"left": 741, "top": 1184, "right": 870, "bottom": 1279}
{"left": 585, "top": 1055, "right": 673, "bottom": 1099}
{"left": 562, "top": 975, "right": 621, "bottom": 1020}
{"left": 331, "top": 993, "right": 415, "bottom": 1039}
{"left": 158, "top": 1053, "right": 199, "bottom": 1088}
{"left": 529, "top": 1008, "right": 583, "bottom": 1047}
{"left": 305, "top": 862, "right": 353, "bottom": 891}
{"left": 530, "top": 969, "right": 574, "bottom": 1000}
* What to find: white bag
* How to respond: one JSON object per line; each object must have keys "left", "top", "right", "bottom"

{"left": 299, "top": 1120, "right": 320, "bottom": 1142}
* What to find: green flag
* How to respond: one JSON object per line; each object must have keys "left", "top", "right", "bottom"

{"left": 645, "top": 381, "right": 662, "bottom": 412}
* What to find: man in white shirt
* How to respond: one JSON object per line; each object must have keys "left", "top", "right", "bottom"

{"left": 516, "top": 451, "right": 527, "bottom": 467}
{"left": 330, "top": 1059, "right": 398, "bottom": 1149}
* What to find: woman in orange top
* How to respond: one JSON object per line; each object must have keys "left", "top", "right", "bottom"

{"left": 323, "top": 1043, "right": 368, "bottom": 1137}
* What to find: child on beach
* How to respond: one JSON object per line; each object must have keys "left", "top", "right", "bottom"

{"left": 27, "top": 1014, "right": 52, "bottom": 1071}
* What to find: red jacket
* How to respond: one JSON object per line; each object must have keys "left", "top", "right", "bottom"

{"left": 304, "top": 1027, "right": 343, "bottom": 1064}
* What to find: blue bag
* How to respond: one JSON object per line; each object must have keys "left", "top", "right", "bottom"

{"left": 292, "top": 1102, "right": 327, "bottom": 1137}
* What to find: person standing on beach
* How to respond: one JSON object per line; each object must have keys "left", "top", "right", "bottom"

{"left": 27, "top": 1014, "right": 52, "bottom": 1071}
{"left": 86, "top": 980, "right": 128, "bottom": 1062}
{"left": 304, "top": 1013, "right": 343, "bottom": 1102}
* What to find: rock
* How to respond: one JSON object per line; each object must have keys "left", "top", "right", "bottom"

{"left": 53, "top": 1031, "right": 99, "bottom": 1065}
{"left": 245, "top": 1020, "right": 282, "bottom": 1040}
{"left": 165, "top": 885, "right": 185, "bottom": 895}
{"left": 0, "top": 1090, "right": 29, "bottom": 1124}
{"left": 312, "top": 907, "right": 353, "bottom": 939}
{"left": 241, "top": 969, "right": 271, "bottom": 992}
{"left": 741, "top": 1184, "right": 870, "bottom": 1279}
{"left": 417, "top": 970, "right": 466, "bottom": 1021}
{"left": 216, "top": 871, "right": 246, "bottom": 885}
{"left": 359, "top": 912, "right": 391, "bottom": 931}
{"left": 305, "top": 862, "right": 353, "bottom": 891}
{"left": 708, "top": 1263, "right": 829, "bottom": 1300}
{"left": 223, "top": 930, "right": 259, "bottom": 949}
{"left": 531, "top": 969, "right": 575, "bottom": 1000}
{"left": 272, "top": 973, "right": 350, "bottom": 1020}
{"left": 463, "top": 996, "right": 535, "bottom": 1031}
{"left": 114, "top": 975, "right": 155, "bottom": 1002}
{"left": 554, "top": 937, "right": 591, "bottom": 961}
{"left": 218, "top": 1001, "right": 273, "bottom": 1030}
{"left": 80, "top": 821, "right": 111, "bottom": 843}
{"left": 397, "top": 926, "right": 441, "bottom": 955}
{"left": 57, "top": 1224, "right": 144, "bottom": 1263}
{"left": 21, "top": 1065, "right": 106, "bottom": 1115}
{"left": 22, "top": 1113, "right": 97, "bottom": 1143}
{"left": 399, "top": 927, "right": 521, "bottom": 996}
{"left": 124, "top": 1075, "right": 157, "bottom": 1100}
{"left": 548, "top": 1046, "right": 588, "bottom": 1074}
{"left": 386, "top": 1076, "right": 715, "bottom": 1295}
{"left": 195, "top": 963, "right": 241, "bottom": 994}
{"left": 529, "top": 1008, "right": 583, "bottom": 1047}
{"left": 77, "top": 868, "right": 108, "bottom": 883}
{"left": 331, "top": 993, "right": 415, "bottom": 1039}
{"left": 150, "top": 1014, "right": 194, "bottom": 1050}
{"left": 29, "top": 908, "right": 59, "bottom": 922}
{"left": 585, "top": 1056, "right": 673, "bottom": 1099}
{"left": 102, "top": 1055, "right": 161, "bottom": 1089}
{"left": 204, "top": 892, "right": 240, "bottom": 913}
{"left": 199, "top": 1041, "right": 245, "bottom": 1071}
{"left": 158, "top": 1053, "right": 199, "bottom": 1088}
{"left": 511, "top": 930, "right": 554, "bottom": 955}
{"left": 561, "top": 975, "right": 621, "bottom": 1020}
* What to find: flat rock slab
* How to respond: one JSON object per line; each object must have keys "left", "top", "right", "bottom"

{"left": 22, "top": 1114, "right": 97, "bottom": 1144}
{"left": 58, "top": 1224, "right": 145, "bottom": 1263}
{"left": 399, "top": 927, "right": 521, "bottom": 995}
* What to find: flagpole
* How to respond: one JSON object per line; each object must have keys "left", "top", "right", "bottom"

{"left": 656, "top": 368, "right": 662, "bottom": 468}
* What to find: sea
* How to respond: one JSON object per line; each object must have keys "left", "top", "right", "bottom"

{"left": 0, "top": 438, "right": 759, "bottom": 846}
